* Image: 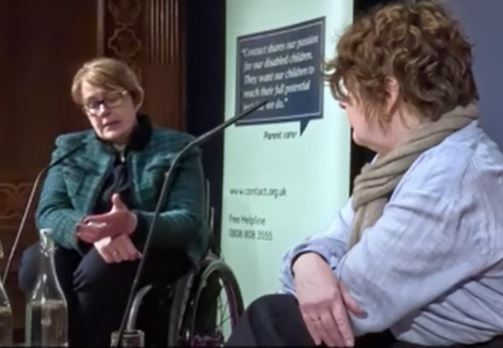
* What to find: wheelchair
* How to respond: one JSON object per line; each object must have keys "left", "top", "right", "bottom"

{"left": 124, "top": 181, "right": 244, "bottom": 347}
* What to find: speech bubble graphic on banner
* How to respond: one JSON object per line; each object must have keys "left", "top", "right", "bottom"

{"left": 235, "top": 18, "right": 325, "bottom": 135}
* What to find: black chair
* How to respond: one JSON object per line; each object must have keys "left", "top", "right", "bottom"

{"left": 126, "top": 180, "right": 244, "bottom": 347}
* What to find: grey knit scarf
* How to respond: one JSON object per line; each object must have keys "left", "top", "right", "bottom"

{"left": 350, "top": 104, "right": 478, "bottom": 247}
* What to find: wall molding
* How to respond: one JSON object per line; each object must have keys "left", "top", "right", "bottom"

{"left": 0, "top": 182, "right": 32, "bottom": 222}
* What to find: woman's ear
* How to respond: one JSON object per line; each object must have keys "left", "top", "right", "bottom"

{"left": 385, "top": 76, "right": 400, "bottom": 115}
{"left": 134, "top": 89, "right": 145, "bottom": 112}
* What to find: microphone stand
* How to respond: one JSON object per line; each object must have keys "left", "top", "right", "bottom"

{"left": 113, "top": 100, "right": 267, "bottom": 347}
{"left": 2, "top": 142, "right": 86, "bottom": 284}
{"left": 2, "top": 171, "right": 46, "bottom": 284}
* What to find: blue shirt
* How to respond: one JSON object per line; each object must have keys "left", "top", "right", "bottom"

{"left": 280, "top": 121, "right": 503, "bottom": 346}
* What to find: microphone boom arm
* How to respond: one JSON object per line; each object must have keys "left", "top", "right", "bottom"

{"left": 2, "top": 142, "right": 86, "bottom": 284}
{"left": 113, "top": 100, "right": 267, "bottom": 347}
{"left": 2, "top": 170, "right": 45, "bottom": 283}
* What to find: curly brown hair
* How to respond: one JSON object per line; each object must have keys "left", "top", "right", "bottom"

{"left": 326, "top": 0, "right": 478, "bottom": 123}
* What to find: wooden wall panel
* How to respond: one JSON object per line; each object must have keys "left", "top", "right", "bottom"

{"left": 0, "top": 0, "right": 99, "bottom": 337}
{"left": 100, "top": 0, "right": 185, "bottom": 130}
{"left": 0, "top": 3, "right": 7, "bottom": 76}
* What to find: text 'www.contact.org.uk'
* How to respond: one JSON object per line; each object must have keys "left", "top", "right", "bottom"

{"left": 229, "top": 186, "right": 287, "bottom": 199}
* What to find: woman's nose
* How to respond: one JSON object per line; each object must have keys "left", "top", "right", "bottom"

{"left": 95, "top": 103, "right": 111, "bottom": 117}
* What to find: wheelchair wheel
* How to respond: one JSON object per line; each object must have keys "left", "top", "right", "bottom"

{"left": 167, "top": 257, "right": 244, "bottom": 346}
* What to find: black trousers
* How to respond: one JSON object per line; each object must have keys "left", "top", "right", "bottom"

{"left": 18, "top": 243, "right": 193, "bottom": 347}
{"left": 226, "top": 294, "right": 503, "bottom": 348}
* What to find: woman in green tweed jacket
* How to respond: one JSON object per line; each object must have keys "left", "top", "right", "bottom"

{"left": 18, "top": 57, "right": 208, "bottom": 347}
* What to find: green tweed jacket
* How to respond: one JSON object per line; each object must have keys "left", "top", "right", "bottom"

{"left": 36, "top": 118, "right": 208, "bottom": 264}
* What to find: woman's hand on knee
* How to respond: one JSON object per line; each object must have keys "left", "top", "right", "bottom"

{"left": 94, "top": 234, "right": 142, "bottom": 263}
{"left": 293, "top": 253, "right": 364, "bottom": 347}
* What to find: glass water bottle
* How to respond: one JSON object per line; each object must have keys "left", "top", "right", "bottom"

{"left": 0, "top": 240, "right": 13, "bottom": 346}
{"left": 26, "top": 229, "right": 68, "bottom": 347}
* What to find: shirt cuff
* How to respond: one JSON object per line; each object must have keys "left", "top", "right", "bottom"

{"left": 289, "top": 240, "right": 335, "bottom": 275}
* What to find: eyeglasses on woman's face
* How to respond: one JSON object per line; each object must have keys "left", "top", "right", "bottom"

{"left": 83, "top": 90, "right": 129, "bottom": 116}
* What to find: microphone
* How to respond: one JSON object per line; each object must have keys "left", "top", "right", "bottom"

{"left": 2, "top": 141, "right": 87, "bottom": 283}
{"left": 113, "top": 99, "right": 268, "bottom": 347}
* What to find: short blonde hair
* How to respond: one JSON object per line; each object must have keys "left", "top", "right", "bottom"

{"left": 71, "top": 57, "right": 144, "bottom": 107}
{"left": 326, "top": 0, "right": 478, "bottom": 123}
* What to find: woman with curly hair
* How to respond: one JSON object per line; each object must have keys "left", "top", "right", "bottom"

{"left": 226, "top": 1, "right": 503, "bottom": 347}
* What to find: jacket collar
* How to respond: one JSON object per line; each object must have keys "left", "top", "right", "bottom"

{"left": 93, "top": 114, "right": 152, "bottom": 154}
